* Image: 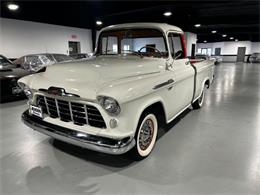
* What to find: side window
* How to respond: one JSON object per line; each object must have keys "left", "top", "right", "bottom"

{"left": 25, "top": 56, "right": 43, "bottom": 66}
{"left": 101, "top": 36, "right": 118, "bottom": 54}
{"left": 168, "top": 33, "right": 184, "bottom": 59}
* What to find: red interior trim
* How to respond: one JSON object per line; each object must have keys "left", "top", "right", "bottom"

{"left": 181, "top": 34, "right": 187, "bottom": 58}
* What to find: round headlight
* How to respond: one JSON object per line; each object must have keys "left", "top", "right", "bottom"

{"left": 97, "top": 96, "right": 121, "bottom": 116}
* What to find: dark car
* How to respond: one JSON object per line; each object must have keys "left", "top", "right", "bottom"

{"left": 70, "top": 53, "right": 90, "bottom": 60}
{"left": 248, "top": 53, "right": 260, "bottom": 63}
{"left": 13, "top": 53, "right": 74, "bottom": 72}
{"left": 0, "top": 55, "right": 30, "bottom": 103}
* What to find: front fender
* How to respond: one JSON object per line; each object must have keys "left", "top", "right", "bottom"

{"left": 114, "top": 93, "right": 166, "bottom": 138}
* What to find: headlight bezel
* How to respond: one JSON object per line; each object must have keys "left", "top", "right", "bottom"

{"left": 97, "top": 96, "right": 121, "bottom": 116}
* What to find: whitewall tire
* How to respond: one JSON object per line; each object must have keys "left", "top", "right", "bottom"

{"left": 130, "top": 113, "right": 158, "bottom": 160}
{"left": 192, "top": 85, "right": 206, "bottom": 109}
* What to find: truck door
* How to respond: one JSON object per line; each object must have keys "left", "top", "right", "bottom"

{"left": 166, "top": 33, "right": 195, "bottom": 120}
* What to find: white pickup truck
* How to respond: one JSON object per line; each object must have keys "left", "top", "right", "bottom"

{"left": 19, "top": 23, "right": 214, "bottom": 160}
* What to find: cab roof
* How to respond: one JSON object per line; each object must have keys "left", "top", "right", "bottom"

{"left": 101, "top": 23, "right": 183, "bottom": 34}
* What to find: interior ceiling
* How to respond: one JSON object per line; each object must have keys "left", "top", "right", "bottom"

{"left": 1, "top": 0, "right": 260, "bottom": 43}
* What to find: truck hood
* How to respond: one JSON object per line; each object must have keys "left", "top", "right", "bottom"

{"left": 26, "top": 56, "right": 166, "bottom": 100}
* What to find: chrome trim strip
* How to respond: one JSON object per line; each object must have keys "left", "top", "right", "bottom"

{"left": 84, "top": 105, "right": 89, "bottom": 124}
{"left": 54, "top": 99, "right": 60, "bottom": 118}
{"left": 153, "top": 79, "right": 174, "bottom": 90}
{"left": 43, "top": 96, "right": 50, "bottom": 115}
{"left": 68, "top": 101, "right": 74, "bottom": 122}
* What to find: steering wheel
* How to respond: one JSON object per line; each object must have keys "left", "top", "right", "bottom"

{"left": 138, "top": 46, "right": 163, "bottom": 57}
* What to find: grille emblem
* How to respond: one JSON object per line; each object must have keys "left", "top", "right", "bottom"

{"left": 47, "top": 87, "right": 79, "bottom": 97}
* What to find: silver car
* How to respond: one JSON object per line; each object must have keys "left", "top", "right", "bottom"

{"left": 13, "top": 53, "right": 74, "bottom": 72}
{"left": 248, "top": 53, "right": 260, "bottom": 63}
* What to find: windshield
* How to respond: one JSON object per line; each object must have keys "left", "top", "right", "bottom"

{"left": 97, "top": 29, "right": 168, "bottom": 58}
{"left": 0, "top": 56, "right": 14, "bottom": 66}
{"left": 52, "top": 54, "right": 74, "bottom": 62}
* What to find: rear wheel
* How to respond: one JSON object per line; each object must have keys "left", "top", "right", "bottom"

{"left": 192, "top": 86, "right": 206, "bottom": 109}
{"left": 129, "top": 113, "right": 158, "bottom": 160}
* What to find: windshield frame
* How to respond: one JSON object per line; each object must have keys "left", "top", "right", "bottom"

{"left": 95, "top": 28, "right": 169, "bottom": 58}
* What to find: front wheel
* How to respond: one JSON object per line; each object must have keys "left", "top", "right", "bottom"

{"left": 129, "top": 113, "right": 158, "bottom": 160}
{"left": 192, "top": 86, "right": 206, "bottom": 109}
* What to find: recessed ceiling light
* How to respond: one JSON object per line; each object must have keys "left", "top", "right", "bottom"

{"left": 204, "top": 40, "right": 207, "bottom": 43}
{"left": 163, "top": 11, "right": 172, "bottom": 16}
{"left": 194, "top": 24, "right": 201, "bottom": 28}
{"left": 211, "top": 30, "right": 217, "bottom": 33}
{"left": 230, "top": 37, "right": 234, "bottom": 40}
{"left": 235, "top": 39, "right": 238, "bottom": 42}
{"left": 7, "top": 3, "right": 19, "bottom": 11}
{"left": 222, "top": 34, "right": 227, "bottom": 37}
{"left": 96, "top": 21, "right": 102, "bottom": 25}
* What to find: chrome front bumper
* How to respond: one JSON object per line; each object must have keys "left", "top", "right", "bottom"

{"left": 22, "top": 110, "right": 135, "bottom": 155}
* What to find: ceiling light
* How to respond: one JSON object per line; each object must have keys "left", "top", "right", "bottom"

{"left": 222, "top": 34, "right": 227, "bottom": 37}
{"left": 163, "top": 12, "right": 172, "bottom": 17}
{"left": 235, "top": 39, "right": 238, "bottom": 42}
{"left": 204, "top": 40, "right": 207, "bottom": 43}
{"left": 194, "top": 24, "right": 201, "bottom": 28}
{"left": 230, "top": 37, "right": 234, "bottom": 40}
{"left": 7, "top": 3, "right": 19, "bottom": 11}
{"left": 96, "top": 21, "right": 102, "bottom": 25}
{"left": 211, "top": 30, "right": 217, "bottom": 33}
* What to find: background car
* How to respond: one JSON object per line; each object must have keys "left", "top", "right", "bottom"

{"left": 0, "top": 55, "right": 31, "bottom": 103}
{"left": 248, "top": 53, "right": 260, "bottom": 63}
{"left": 195, "top": 54, "right": 222, "bottom": 65}
{"left": 13, "top": 53, "right": 74, "bottom": 72}
{"left": 195, "top": 54, "right": 210, "bottom": 60}
{"left": 70, "top": 53, "right": 90, "bottom": 60}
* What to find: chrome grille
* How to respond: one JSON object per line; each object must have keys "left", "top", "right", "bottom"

{"left": 37, "top": 95, "right": 106, "bottom": 128}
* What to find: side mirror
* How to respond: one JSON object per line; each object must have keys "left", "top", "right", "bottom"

{"left": 174, "top": 50, "right": 183, "bottom": 60}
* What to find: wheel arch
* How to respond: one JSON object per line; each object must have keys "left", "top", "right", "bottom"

{"left": 134, "top": 99, "right": 167, "bottom": 134}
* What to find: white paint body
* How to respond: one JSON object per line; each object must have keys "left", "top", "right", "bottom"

{"left": 19, "top": 23, "right": 214, "bottom": 146}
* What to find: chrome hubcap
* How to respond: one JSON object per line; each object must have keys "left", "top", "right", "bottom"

{"left": 139, "top": 119, "right": 154, "bottom": 151}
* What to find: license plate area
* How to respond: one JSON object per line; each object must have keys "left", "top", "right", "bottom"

{"left": 29, "top": 105, "right": 43, "bottom": 118}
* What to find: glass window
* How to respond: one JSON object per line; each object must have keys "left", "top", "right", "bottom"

{"left": 207, "top": 48, "right": 212, "bottom": 56}
{"left": 197, "top": 48, "right": 202, "bottom": 53}
{"left": 25, "top": 56, "right": 43, "bottom": 66}
{"left": 98, "top": 29, "right": 168, "bottom": 58}
{"left": 40, "top": 55, "right": 53, "bottom": 65}
{"left": 168, "top": 33, "right": 184, "bottom": 59}
{"left": 201, "top": 48, "right": 207, "bottom": 55}
{"left": 0, "top": 56, "right": 13, "bottom": 66}
{"left": 52, "top": 54, "right": 73, "bottom": 62}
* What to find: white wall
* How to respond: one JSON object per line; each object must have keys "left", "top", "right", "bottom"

{"left": 184, "top": 32, "right": 197, "bottom": 57}
{"left": 0, "top": 18, "right": 93, "bottom": 58}
{"left": 251, "top": 42, "right": 260, "bottom": 53}
{"left": 197, "top": 41, "right": 260, "bottom": 55}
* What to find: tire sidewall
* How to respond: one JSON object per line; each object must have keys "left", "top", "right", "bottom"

{"left": 198, "top": 87, "right": 205, "bottom": 107}
{"left": 136, "top": 113, "right": 158, "bottom": 157}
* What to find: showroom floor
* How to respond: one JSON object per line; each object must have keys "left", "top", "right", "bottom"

{"left": 1, "top": 62, "right": 260, "bottom": 195}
